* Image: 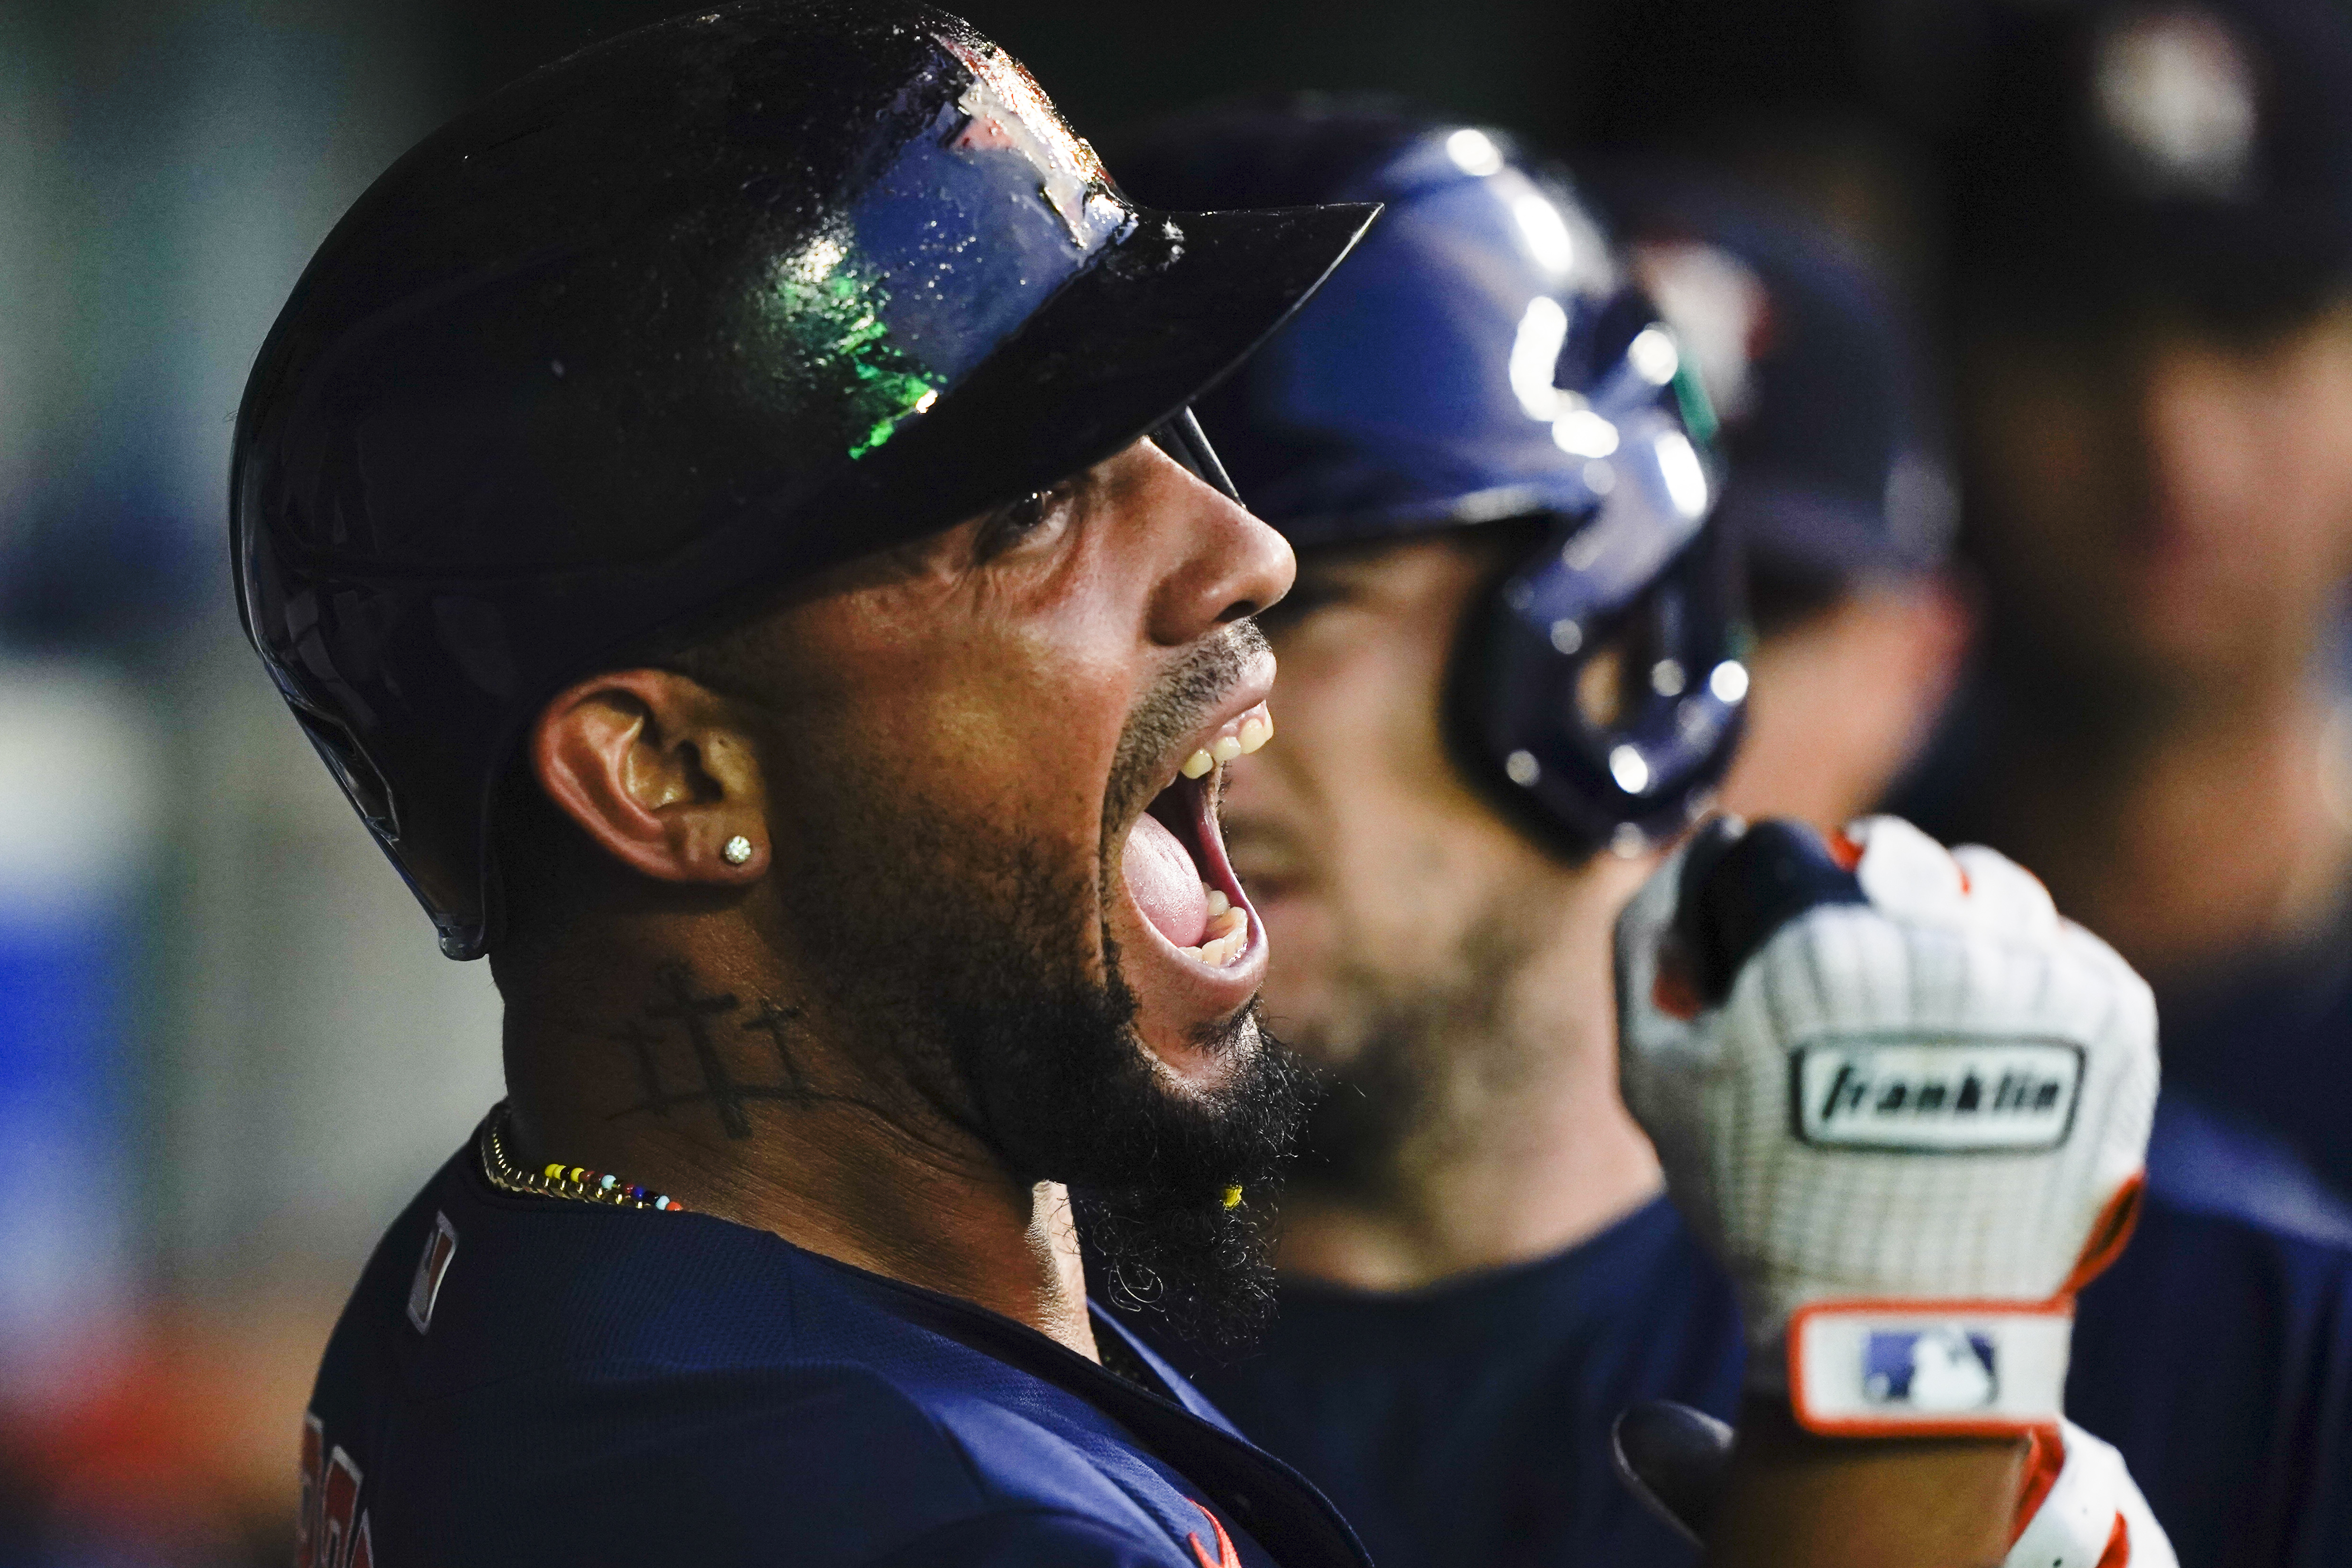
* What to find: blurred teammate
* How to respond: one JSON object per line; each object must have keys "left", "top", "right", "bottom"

{"left": 1605, "top": 181, "right": 1971, "bottom": 833}
{"left": 1624, "top": 170, "right": 2352, "bottom": 1224}
{"left": 1904, "top": 0, "right": 2352, "bottom": 1198}
{"left": 230, "top": 9, "right": 2088, "bottom": 1566}
{"left": 1115, "top": 100, "right": 2352, "bottom": 1568}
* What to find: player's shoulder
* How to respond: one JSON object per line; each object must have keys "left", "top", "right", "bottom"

{"left": 2140, "top": 1092, "right": 2352, "bottom": 1250}
{"left": 309, "top": 1148, "right": 1222, "bottom": 1568}
{"left": 377, "top": 1346, "right": 1199, "bottom": 1567}
{"left": 2096, "top": 1091, "right": 2352, "bottom": 1326}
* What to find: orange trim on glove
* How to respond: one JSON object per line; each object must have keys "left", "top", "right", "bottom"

{"left": 2063, "top": 1175, "right": 2145, "bottom": 1296}
{"left": 1786, "top": 1297, "right": 2075, "bottom": 1438}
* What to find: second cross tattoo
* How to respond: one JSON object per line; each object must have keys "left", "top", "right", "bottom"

{"left": 608, "top": 968, "right": 842, "bottom": 1137}
{"left": 645, "top": 964, "right": 752, "bottom": 1137}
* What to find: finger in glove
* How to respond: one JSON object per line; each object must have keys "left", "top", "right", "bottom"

{"left": 1672, "top": 817, "right": 1869, "bottom": 1007}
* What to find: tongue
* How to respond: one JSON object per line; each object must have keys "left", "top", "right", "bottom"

{"left": 1123, "top": 810, "right": 1209, "bottom": 947}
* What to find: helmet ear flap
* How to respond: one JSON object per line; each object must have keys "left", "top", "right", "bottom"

{"left": 1445, "top": 504, "right": 1747, "bottom": 859}
{"left": 1441, "top": 519, "right": 1593, "bottom": 859}
{"left": 286, "top": 698, "right": 400, "bottom": 843}
{"left": 286, "top": 686, "right": 503, "bottom": 960}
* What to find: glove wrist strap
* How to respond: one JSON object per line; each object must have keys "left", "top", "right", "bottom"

{"left": 1779, "top": 1299, "right": 2074, "bottom": 1438}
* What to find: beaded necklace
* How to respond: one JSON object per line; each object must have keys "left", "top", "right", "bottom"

{"left": 479, "top": 1103, "right": 1179, "bottom": 1393}
{"left": 478, "top": 1102, "right": 689, "bottom": 1214}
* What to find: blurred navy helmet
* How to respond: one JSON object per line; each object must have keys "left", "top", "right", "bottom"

{"left": 1912, "top": 0, "right": 2352, "bottom": 322}
{"left": 1117, "top": 99, "right": 1745, "bottom": 857}
{"left": 1598, "top": 173, "right": 1956, "bottom": 623}
{"left": 232, "top": 3, "right": 1371, "bottom": 960}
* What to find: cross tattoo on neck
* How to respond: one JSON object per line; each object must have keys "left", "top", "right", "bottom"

{"left": 740, "top": 1000, "right": 808, "bottom": 1098}
{"left": 609, "top": 1020, "right": 670, "bottom": 1118}
{"left": 646, "top": 963, "right": 750, "bottom": 1138}
{"left": 608, "top": 970, "right": 884, "bottom": 1137}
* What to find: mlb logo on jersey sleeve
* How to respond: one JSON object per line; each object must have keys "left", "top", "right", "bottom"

{"left": 1790, "top": 1037, "right": 2084, "bottom": 1151}
{"left": 406, "top": 1211, "right": 459, "bottom": 1334}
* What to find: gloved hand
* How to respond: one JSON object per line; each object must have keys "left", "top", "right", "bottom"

{"left": 1614, "top": 815, "right": 2157, "bottom": 1436}
{"left": 1611, "top": 1400, "right": 2177, "bottom": 1567}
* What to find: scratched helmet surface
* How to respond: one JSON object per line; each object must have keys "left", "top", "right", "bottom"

{"left": 231, "top": 0, "right": 1373, "bottom": 959}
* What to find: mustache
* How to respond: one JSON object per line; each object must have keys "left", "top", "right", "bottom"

{"left": 1101, "top": 619, "right": 1269, "bottom": 840}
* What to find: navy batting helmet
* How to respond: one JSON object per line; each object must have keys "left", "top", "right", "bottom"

{"left": 231, "top": 2, "right": 1372, "bottom": 959}
{"left": 1117, "top": 100, "right": 1746, "bottom": 855}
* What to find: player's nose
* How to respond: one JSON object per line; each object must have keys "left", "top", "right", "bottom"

{"left": 1141, "top": 449, "right": 1296, "bottom": 650}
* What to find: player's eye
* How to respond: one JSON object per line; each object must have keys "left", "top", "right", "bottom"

{"left": 1256, "top": 566, "right": 1354, "bottom": 635}
{"left": 976, "top": 485, "right": 1072, "bottom": 561}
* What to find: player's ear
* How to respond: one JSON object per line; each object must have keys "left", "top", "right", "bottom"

{"left": 529, "top": 668, "right": 770, "bottom": 884}
{"left": 1887, "top": 570, "right": 1975, "bottom": 730}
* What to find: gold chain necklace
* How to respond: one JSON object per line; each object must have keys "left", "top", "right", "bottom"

{"left": 477, "top": 1102, "right": 688, "bottom": 1214}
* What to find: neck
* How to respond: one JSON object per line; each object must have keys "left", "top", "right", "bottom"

{"left": 495, "top": 919, "right": 1099, "bottom": 1359}
{"left": 1274, "top": 860, "right": 1663, "bottom": 1293}
{"left": 1975, "top": 663, "right": 2352, "bottom": 979}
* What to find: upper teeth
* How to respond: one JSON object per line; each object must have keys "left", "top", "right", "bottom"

{"left": 1181, "top": 705, "right": 1274, "bottom": 779}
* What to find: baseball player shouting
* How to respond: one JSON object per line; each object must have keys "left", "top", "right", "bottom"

{"left": 243, "top": 7, "right": 2159, "bottom": 1564}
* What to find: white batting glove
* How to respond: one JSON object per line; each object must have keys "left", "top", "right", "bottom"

{"left": 1615, "top": 815, "right": 2158, "bottom": 1437}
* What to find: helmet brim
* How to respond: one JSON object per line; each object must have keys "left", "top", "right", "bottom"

{"left": 810, "top": 200, "right": 1382, "bottom": 562}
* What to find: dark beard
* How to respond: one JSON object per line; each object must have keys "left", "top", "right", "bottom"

{"left": 781, "top": 626, "right": 1313, "bottom": 1349}
{"left": 1289, "top": 898, "right": 1548, "bottom": 1203}
{"left": 970, "top": 966, "right": 1314, "bottom": 1352}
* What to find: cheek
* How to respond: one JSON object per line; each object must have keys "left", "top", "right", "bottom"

{"left": 1968, "top": 389, "right": 2121, "bottom": 567}
{"left": 826, "top": 640, "right": 1127, "bottom": 872}
{"left": 989, "top": 653, "right": 1129, "bottom": 826}
{"left": 1727, "top": 616, "right": 1932, "bottom": 830}
{"left": 2263, "top": 388, "right": 2352, "bottom": 571}
{"left": 1269, "top": 653, "right": 1520, "bottom": 986}
{"left": 1236, "top": 644, "right": 1425, "bottom": 1029}
{"left": 1286, "top": 637, "right": 1459, "bottom": 878}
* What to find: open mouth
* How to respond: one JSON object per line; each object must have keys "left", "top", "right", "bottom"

{"left": 1120, "top": 704, "right": 1273, "bottom": 970}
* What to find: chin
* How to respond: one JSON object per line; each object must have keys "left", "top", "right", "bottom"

{"left": 1134, "top": 1005, "right": 1264, "bottom": 1097}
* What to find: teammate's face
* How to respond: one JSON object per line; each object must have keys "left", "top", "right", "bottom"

{"left": 1221, "top": 535, "right": 1648, "bottom": 1172}
{"left": 1960, "top": 301, "right": 2352, "bottom": 700}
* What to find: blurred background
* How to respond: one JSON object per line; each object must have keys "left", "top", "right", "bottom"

{"left": 3, "top": 0, "right": 2348, "bottom": 1560}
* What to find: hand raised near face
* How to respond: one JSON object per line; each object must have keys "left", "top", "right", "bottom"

{"left": 1614, "top": 815, "right": 2158, "bottom": 1439}
{"left": 1612, "top": 816, "right": 2172, "bottom": 1565}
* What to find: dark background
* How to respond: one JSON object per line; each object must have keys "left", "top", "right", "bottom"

{"left": 416, "top": 0, "right": 1875, "bottom": 154}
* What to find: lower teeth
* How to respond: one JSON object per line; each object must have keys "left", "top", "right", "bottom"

{"left": 1183, "top": 902, "right": 1248, "bottom": 966}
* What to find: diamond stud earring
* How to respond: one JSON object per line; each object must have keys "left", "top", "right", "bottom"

{"left": 721, "top": 834, "right": 754, "bottom": 867}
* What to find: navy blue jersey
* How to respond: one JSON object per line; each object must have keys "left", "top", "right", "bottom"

{"left": 2073, "top": 1097, "right": 2352, "bottom": 1568}
{"left": 1126, "top": 1099, "right": 2352, "bottom": 1568}
{"left": 1125, "top": 1193, "right": 1744, "bottom": 1568}
{"left": 299, "top": 1143, "right": 1368, "bottom": 1568}
{"left": 2152, "top": 929, "right": 2352, "bottom": 1205}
